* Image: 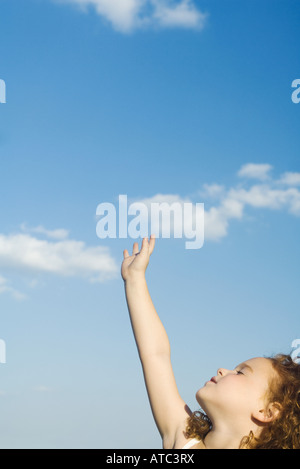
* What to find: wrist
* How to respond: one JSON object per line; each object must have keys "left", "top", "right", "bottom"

{"left": 124, "top": 272, "right": 147, "bottom": 286}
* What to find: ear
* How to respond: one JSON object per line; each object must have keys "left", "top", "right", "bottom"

{"left": 253, "top": 403, "right": 281, "bottom": 424}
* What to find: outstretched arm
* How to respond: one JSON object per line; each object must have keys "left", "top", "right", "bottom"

{"left": 121, "top": 236, "right": 191, "bottom": 448}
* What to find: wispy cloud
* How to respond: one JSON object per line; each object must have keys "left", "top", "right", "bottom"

{"left": 0, "top": 275, "right": 26, "bottom": 301}
{"left": 237, "top": 163, "right": 273, "bottom": 181}
{"left": 151, "top": 0, "right": 207, "bottom": 29}
{"left": 0, "top": 229, "right": 119, "bottom": 299}
{"left": 204, "top": 164, "right": 300, "bottom": 239}
{"left": 276, "top": 172, "right": 300, "bottom": 187}
{"left": 136, "top": 163, "right": 300, "bottom": 242}
{"left": 54, "top": 0, "right": 207, "bottom": 33}
{"left": 20, "top": 223, "right": 69, "bottom": 240}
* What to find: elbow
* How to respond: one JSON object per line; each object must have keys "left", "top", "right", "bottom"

{"left": 139, "top": 348, "right": 171, "bottom": 364}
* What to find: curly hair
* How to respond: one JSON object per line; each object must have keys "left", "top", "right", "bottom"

{"left": 185, "top": 354, "right": 300, "bottom": 449}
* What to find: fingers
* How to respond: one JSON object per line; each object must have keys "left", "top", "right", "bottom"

{"left": 140, "top": 235, "right": 155, "bottom": 253}
{"left": 149, "top": 234, "right": 155, "bottom": 255}
{"left": 132, "top": 242, "right": 140, "bottom": 255}
{"left": 123, "top": 249, "right": 130, "bottom": 259}
{"left": 124, "top": 235, "right": 156, "bottom": 258}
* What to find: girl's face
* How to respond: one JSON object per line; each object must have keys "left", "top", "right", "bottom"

{"left": 196, "top": 357, "right": 277, "bottom": 427}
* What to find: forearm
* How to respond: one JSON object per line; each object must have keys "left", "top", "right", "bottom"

{"left": 124, "top": 275, "right": 170, "bottom": 361}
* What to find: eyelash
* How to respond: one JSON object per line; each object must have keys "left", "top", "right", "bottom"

{"left": 236, "top": 370, "right": 244, "bottom": 375}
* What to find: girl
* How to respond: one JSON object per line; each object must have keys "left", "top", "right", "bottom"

{"left": 121, "top": 236, "right": 300, "bottom": 449}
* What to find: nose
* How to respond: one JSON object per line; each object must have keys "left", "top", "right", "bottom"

{"left": 217, "top": 368, "right": 231, "bottom": 377}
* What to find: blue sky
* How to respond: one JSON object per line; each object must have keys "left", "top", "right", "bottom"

{"left": 0, "top": 0, "right": 300, "bottom": 449}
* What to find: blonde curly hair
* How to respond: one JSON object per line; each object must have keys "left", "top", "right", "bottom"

{"left": 185, "top": 354, "right": 300, "bottom": 449}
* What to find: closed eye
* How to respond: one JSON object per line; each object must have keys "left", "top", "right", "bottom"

{"left": 236, "top": 370, "right": 244, "bottom": 375}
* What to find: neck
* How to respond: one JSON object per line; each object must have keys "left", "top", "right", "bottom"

{"left": 203, "top": 423, "right": 252, "bottom": 449}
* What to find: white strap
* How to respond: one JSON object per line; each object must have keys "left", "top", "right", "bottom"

{"left": 182, "top": 438, "right": 200, "bottom": 449}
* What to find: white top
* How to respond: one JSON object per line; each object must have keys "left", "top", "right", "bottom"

{"left": 182, "top": 438, "right": 201, "bottom": 449}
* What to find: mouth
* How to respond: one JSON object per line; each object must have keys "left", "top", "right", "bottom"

{"left": 204, "top": 376, "right": 217, "bottom": 386}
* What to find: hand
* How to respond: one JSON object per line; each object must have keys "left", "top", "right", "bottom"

{"left": 121, "top": 235, "right": 156, "bottom": 282}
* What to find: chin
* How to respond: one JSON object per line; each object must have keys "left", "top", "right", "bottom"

{"left": 195, "top": 386, "right": 206, "bottom": 406}
{"left": 195, "top": 385, "right": 216, "bottom": 416}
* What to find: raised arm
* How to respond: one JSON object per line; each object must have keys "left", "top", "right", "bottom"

{"left": 121, "top": 236, "right": 192, "bottom": 448}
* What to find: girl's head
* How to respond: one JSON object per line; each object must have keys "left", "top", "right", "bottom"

{"left": 186, "top": 354, "right": 300, "bottom": 449}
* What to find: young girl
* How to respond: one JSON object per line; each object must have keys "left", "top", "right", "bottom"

{"left": 121, "top": 236, "right": 300, "bottom": 449}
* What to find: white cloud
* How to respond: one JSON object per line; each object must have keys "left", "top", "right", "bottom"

{"left": 20, "top": 223, "right": 69, "bottom": 240}
{"left": 152, "top": 0, "right": 207, "bottom": 29}
{"left": 54, "top": 0, "right": 207, "bottom": 33}
{"left": 0, "top": 231, "right": 118, "bottom": 285}
{"left": 209, "top": 165, "right": 300, "bottom": 238}
{"left": 276, "top": 172, "right": 300, "bottom": 187}
{"left": 237, "top": 163, "right": 273, "bottom": 181}
{"left": 228, "top": 185, "right": 300, "bottom": 216}
{"left": 58, "top": 0, "right": 146, "bottom": 32}
{"left": 133, "top": 163, "right": 300, "bottom": 243}
{"left": 199, "top": 183, "right": 226, "bottom": 199}
{"left": 135, "top": 191, "right": 244, "bottom": 242}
